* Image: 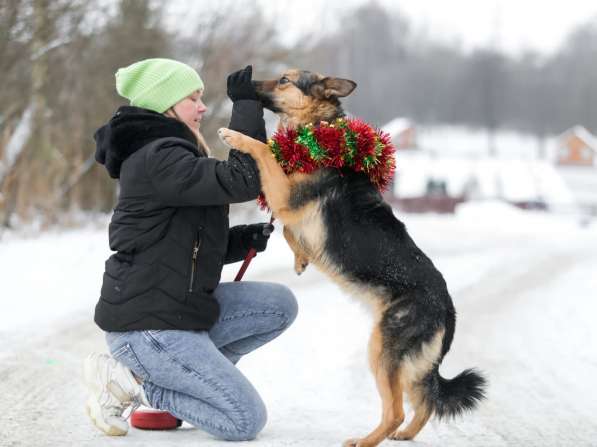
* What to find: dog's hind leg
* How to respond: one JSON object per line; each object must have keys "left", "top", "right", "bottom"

{"left": 390, "top": 370, "right": 406, "bottom": 434}
{"left": 388, "top": 388, "right": 431, "bottom": 441}
{"left": 343, "top": 326, "right": 404, "bottom": 447}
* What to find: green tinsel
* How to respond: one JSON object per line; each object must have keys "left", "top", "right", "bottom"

{"left": 296, "top": 126, "right": 328, "bottom": 161}
{"left": 269, "top": 139, "right": 282, "bottom": 163}
{"left": 341, "top": 121, "right": 358, "bottom": 166}
{"left": 363, "top": 155, "right": 378, "bottom": 170}
{"left": 375, "top": 136, "right": 384, "bottom": 157}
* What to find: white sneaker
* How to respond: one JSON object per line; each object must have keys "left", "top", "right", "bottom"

{"left": 83, "top": 352, "right": 150, "bottom": 436}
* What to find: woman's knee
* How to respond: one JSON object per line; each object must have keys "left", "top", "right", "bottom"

{"left": 267, "top": 283, "right": 298, "bottom": 326}
{"left": 225, "top": 396, "right": 267, "bottom": 441}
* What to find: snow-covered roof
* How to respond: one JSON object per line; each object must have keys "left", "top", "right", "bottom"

{"left": 393, "top": 152, "right": 576, "bottom": 207}
{"left": 416, "top": 125, "right": 556, "bottom": 160}
{"left": 557, "top": 125, "right": 597, "bottom": 152}
{"left": 382, "top": 117, "right": 412, "bottom": 137}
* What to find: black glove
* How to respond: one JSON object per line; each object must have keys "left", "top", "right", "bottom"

{"left": 227, "top": 65, "right": 259, "bottom": 102}
{"left": 242, "top": 222, "right": 274, "bottom": 252}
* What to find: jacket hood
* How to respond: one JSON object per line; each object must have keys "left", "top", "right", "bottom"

{"left": 94, "top": 106, "right": 199, "bottom": 178}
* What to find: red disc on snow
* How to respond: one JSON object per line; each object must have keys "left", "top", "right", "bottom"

{"left": 131, "top": 409, "right": 182, "bottom": 430}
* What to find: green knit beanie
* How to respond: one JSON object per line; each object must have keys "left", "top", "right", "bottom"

{"left": 115, "top": 58, "right": 204, "bottom": 113}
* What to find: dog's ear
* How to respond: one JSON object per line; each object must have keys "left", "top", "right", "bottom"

{"left": 324, "top": 77, "right": 357, "bottom": 98}
{"left": 311, "top": 77, "right": 357, "bottom": 99}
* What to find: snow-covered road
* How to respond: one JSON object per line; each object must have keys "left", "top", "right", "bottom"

{"left": 1, "top": 203, "right": 596, "bottom": 446}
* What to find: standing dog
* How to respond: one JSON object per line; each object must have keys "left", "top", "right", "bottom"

{"left": 218, "top": 69, "right": 486, "bottom": 446}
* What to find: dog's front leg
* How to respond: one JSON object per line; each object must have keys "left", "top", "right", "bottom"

{"left": 218, "top": 128, "right": 300, "bottom": 225}
{"left": 283, "top": 226, "right": 309, "bottom": 275}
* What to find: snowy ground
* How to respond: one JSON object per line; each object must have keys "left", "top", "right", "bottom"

{"left": 1, "top": 202, "right": 596, "bottom": 446}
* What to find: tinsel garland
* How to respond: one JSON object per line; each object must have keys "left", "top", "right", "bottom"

{"left": 257, "top": 117, "right": 396, "bottom": 209}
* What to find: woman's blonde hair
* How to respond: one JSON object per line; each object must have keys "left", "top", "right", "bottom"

{"left": 164, "top": 108, "right": 212, "bottom": 156}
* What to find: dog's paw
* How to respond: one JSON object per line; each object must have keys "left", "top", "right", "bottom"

{"left": 217, "top": 128, "right": 234, "bottom": 148}
{"left": 388, "top": 430, "right": 413, "bottom": 441}
{"left": 217, "top": 128, "right": 248, "bottom": 153}
{"left": 342, "top": 438, "right": 369, "bottom": 447}
{"left": 294, "top": 258, "right": 309, "bottom": 275}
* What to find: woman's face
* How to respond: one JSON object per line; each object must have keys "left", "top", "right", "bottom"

{"left": 172, "top": 90, "right": 207, "bottom": 129}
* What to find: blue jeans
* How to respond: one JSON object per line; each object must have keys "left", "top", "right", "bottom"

{"left": 105, "top": 281, "right": 298, "bottom": 441}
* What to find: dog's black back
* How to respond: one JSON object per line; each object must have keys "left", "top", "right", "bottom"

{"left": 292, "top": 168, "right": 456, "bottom": 366}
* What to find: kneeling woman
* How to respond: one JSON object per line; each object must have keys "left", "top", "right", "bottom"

{"left": 84, "top": 59, "right": 297, "bottom": 441}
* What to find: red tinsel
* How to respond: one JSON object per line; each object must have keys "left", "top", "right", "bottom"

{"left": 257, "top": 118, "right": 396, "bottom": 209}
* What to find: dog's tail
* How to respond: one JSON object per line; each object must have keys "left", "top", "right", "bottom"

{"left": 421, "top": 365, "right": 487, "bottom": 420}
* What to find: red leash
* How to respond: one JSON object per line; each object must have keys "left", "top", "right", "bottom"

{"left": 131, "top": 215, "right": 275, "bottom": 430}
{"left": 234, "top": 216, "right": 275, "bottom": 281}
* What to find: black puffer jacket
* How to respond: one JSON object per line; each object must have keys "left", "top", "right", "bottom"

{"left": 93, "top": 101, "right": 265, "bottom": 332}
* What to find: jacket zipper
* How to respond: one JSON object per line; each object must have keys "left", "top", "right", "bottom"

{"left": 188, "top": 237, "right": 201, "bottom": 293}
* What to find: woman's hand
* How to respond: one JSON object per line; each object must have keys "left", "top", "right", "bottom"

{"left": 227, "top": 65, "right": 259, "bottom": 102}
{"left": 243, "top": 222, "right": 274, "bottom": 252}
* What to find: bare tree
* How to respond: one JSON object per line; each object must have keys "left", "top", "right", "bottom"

{"left": 173, "top": 2, "right": 292, "bottom": 157}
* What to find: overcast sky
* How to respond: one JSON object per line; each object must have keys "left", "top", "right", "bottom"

{"left": 252, "top": 0, "right": 597, "bottom": 55}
